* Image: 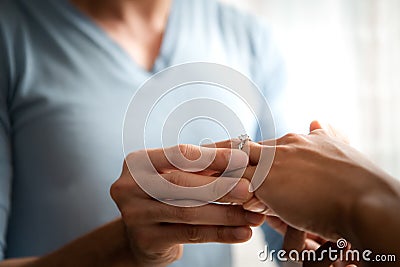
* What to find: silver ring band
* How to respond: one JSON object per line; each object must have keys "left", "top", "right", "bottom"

{"left": 238, "top": 134, "right": 251, "bottom": 150}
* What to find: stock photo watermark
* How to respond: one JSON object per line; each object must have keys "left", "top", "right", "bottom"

{"left": 258, "top": 238, "right": 396, "bottom": 263}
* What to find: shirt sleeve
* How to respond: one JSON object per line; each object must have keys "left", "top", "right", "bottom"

{"left": 0, "top": 8, "right": 14, "bottom": 260}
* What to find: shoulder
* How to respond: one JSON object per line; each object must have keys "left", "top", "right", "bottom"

{"left": 207, "top": 0, "right": 274, "bottom": 50}
{"left": 188, "top": 0, "right": 278, "bottom": 71}
{"left": 215, "top": 1, "right": 269, "bottom": 31}
{"left": 200, "top": 1, "right": 283, "bottom": 77}
{"left": 176, "top": 0, "right": 273, "bottom": 50}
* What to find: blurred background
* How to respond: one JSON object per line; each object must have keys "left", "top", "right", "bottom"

{"left": 219, "top": 0, "right": 400, "bottom": 266}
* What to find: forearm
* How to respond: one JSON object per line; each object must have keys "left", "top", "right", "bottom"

{"left": 1, "top": 219, "right": 133, "bottom": 267}
{"left": 345, "top": 172, "right": 400, "bottom": 266}
{"left": 0, "top": 258, "right": 37, "bottom": 267}
{"left": 349, "top": 191, "right": 400, "bottom": 262}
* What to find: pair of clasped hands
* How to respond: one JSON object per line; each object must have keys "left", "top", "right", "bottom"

{"left": 110, "top": 121, "right": 384, "bottom": 267}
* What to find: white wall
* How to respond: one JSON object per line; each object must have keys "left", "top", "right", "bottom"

{"left": 222, "top": 0, "right": 400, "bottom": 178}
{"left": 222, "top": 1, "right": 400, "bottom": 266}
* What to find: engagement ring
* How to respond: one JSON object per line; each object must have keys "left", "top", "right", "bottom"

{"left": 238, "top": 134, "right": 251, "bottom": 150}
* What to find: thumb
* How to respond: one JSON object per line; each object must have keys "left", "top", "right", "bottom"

{"left": 309, "top": 120, "right": 323, "bottom": 132}
{"left": 283, "top": 226, "right": 306, "bottom": 252}
{"left": 309, "top": 121, "right": 350, "bottom": 144}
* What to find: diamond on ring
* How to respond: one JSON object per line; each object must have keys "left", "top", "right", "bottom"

{"left": 238, "top": 134, "right": 251, "bottom": 150}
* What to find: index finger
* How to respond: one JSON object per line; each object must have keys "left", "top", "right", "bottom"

{"left": 144, "top": 144, "right": 249, "bottom": 173}
{"left": 203, "top": 139, "right": 270, "bottom": 166}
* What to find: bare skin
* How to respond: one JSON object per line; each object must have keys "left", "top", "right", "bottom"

{"left": 1, "top": 144, "right": 263, "bottom": 267}
{"left": 110, "top": 144, "right": 265, "bottom": 267}
{"left": 3, "top": 0, "right": 234, "bottom": 265}
{"left": 1, "top": 1, "right": 267, "bottom": 266}
{"left": 241, "top": 121, "right": 400, "bottom": 266}
{"left": 0, "top": 219, "right": 133, "bottom": 267}
{"left": 70, "top": 0, "right": 171, "bottom": 70}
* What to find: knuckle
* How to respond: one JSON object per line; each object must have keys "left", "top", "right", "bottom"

{"left": 178, "top": 144, "right": 199, "bottom": 160}
{"left": 276, "top": 144, "right": 297, "bottom": 156}
{"left": 185, "top": 226, "right": 204, "bottom": 242}
{"left": 167, "top": 144, "right": 194, "bottom": 168}
{"left": 110, "top": 179, "right": 124, "bottom": 201}
{"left": 216, "top": 227, "right": 225, "bottom": 241}
{"left": 173, "top": 247, "right": 183, "bottom": 262}
{"left": 178, "top": 144, "right": 190, "bottom": 157}
{"left": 280, "top": 133, "right": 301, "bottom": 144}
{"left": 110, "top": 175, "right": 138, "bottom": 201}
{"left": 167, "top": 172, "right": 187, "bottom": 187}
{"left": 173, "top": 207, "right": 198, "bottom": 223}
{"left": 125, "top": 151, "right": 141, "bottom": 164}
{"left": 225, "top": 206, "right": 242, "bottom": 223}
{"left": 279, "top": 133, "right": 309, "bottom": 146}
{"left": 110, "top": 159, "right": 136, "bottom": 202}
{"left": 164, "top": 172, "right": 177, "bottom": 185}
{"left": 204, "top": 147, "right": 219, "bottom": 163}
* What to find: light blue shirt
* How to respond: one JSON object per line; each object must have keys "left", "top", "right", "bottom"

{"left": 0, "top": 0, "right": 286, "bottom": 265}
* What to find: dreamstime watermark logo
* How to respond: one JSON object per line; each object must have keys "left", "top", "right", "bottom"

{"left": 122, "top": 62, "right": 276, "bottom": 207}
{"left": 258, "top": 238, "right": 397, "bottom": 263}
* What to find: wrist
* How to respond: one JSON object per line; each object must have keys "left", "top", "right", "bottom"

{"left": 344, "top": 171, "right": 400, "bottom": 248}
{"left": 94, "top": 219, "right": 134, "bottom": 267}
{"left": 30, "top": 219, "right": 133, "bottom": 267}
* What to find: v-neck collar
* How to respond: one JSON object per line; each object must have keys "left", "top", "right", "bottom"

{"left": 55, "top": 0, "right": 179, "bottom": 78}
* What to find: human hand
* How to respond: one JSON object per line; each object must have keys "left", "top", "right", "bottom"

{"left": 242, "top": 121, "right": 392, "bottom": 241}
{"left": 244, "top": 121, "right": 350, "bottom": 214}
{"left": 264, "top": 216, "right": 358, "bottom": 267}
{"left": 110, "top": 144, "right": 265, "bottom": 267}
{"left": 241, "top": 121, "right": 400, "bottom": 267}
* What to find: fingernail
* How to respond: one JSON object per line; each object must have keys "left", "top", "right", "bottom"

{"left": 233, "top": 227, "right": 251, "bottom": 240}
{"left": 245, "top": 212, "right": 265, "bottom": 225}
{"left": 248, "top": 182, "right": 255, "bottom": 192}
{"left": 227, "top": 150, "right": 249, "bottom": 170}
{"left": 248, "top": 201, "right": 268, "bottom": 213}
{"left": 265, "top": 208, "right": 277, "bottom": 216}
